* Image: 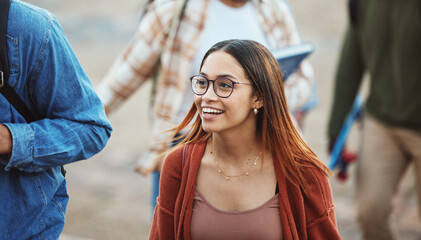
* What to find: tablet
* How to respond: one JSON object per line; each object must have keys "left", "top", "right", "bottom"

{"left": 272, "top": 42, "right": 315, "bottom": 80}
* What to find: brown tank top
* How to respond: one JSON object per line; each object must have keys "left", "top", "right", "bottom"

{"left": 190, "top": 189, "right": 283, "bottom": 240}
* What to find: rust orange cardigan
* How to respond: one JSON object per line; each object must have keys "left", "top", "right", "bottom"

{"left": 150, "top": 141, "right": 341, "bottom": 239}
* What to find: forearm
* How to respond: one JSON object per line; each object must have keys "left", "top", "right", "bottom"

{"left": 0, "top": 124, "right": 12, "bottom": 155}
{"left": 2, "top": 118, "right": 111, "bottom": 172}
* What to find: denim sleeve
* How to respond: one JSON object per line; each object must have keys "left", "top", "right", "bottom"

{"left": 1, "top": 16, "right": 112, "bottom": 172}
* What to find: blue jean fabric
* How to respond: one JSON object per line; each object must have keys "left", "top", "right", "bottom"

{"left": 151, "top": 170, "right": 161, "bottom": 215}
{"left": 0, "top": 1, "right": 112, "bottom": 239}
{"left": 151, "top": 135, "right": 182, "bottom": 215}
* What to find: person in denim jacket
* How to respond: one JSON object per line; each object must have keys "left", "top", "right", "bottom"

{"left": 0, "top": 1, "right": 112, "bottom": 239}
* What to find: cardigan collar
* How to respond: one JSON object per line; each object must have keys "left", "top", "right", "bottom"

{"left": 180, "top": 140, "right": 299, "bottom": 239}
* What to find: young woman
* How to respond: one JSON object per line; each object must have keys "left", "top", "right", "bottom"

{"left": 149, "top": 40, "right": 340, "bottom": 239}
{"left": 98, "top": 0, "right": 316, "bottom": 215}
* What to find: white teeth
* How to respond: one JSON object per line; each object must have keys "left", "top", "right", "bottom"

{"left": 202, "top": 107, "right": 223, "bottom": 114}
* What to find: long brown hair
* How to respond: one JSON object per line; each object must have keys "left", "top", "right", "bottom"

{"left": 170, "top": 39, "right": 329, "bottom": 193}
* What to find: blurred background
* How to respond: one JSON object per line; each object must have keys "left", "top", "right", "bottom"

{"left": 24, "top": 0, "right": 420, "bottom": 239}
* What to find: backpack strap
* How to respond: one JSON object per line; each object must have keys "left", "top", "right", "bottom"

{"left": 0, "top": 0, "right": 11, "bottom": 82}
{"left": 0, "top": 0, "right": 36, "bottom": 123}
{"left": 181, "top": 144, "right": 189, "bottom": 173}
{"left": 0, "top": 84, "right": 36, "bottom": 123}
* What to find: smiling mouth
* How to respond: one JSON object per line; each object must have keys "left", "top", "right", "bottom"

{"left": 202, "top": 107, "right": 224, "bottom": 114}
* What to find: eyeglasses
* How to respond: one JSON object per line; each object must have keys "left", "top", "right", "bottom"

{"left": 190, "top": 75, "right": 252, "bottom": 98}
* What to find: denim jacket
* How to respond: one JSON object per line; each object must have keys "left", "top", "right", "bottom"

{"left": 0, "top": 1, "right": 112, "bottom": 239}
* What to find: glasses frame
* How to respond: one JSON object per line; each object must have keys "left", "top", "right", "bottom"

{"left": 190, "top": 75, "right": 252, "bottom": 98}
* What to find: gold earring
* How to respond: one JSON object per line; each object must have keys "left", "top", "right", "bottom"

{"left": 253, "top": 108, "right": 259, "bottom": 115}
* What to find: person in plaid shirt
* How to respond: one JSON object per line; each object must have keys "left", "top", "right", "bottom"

{"left": 97, "top": 0, "right": 315, "bottom": 213}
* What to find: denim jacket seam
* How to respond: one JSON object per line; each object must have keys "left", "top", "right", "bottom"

{"left": 28, "top": 15, "right": 53, "bottom": 103}
{"left": 5, "top": 35, "right": 20, "bottom": 87}
{"left": 27, "top": 124, "right": 35, "bottom": 165}
{"left": 35, "top": 175, "right": 48, "bottom": 206}
{"left": 37, "top": 225, "right": 47, "bottom": 240}
{"left": 51, "top": 198, "right": 65, "bottom": 216}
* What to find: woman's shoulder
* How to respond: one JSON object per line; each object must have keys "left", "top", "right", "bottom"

{"left": 162, "top": 141, "right": 206, "bottom": 180}
{"left": 164, "top": 141, "right": 206, "bottom": 167}
{"left": 163, "top": 144, "right": 185, "bottom": 168}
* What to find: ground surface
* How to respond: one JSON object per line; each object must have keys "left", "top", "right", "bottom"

{"left": 26, "top": 0, "right": 421, "bottom": 239}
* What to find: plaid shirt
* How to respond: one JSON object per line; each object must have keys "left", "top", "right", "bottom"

{"left": 98, "top": 0, "right": 315, "bottom": 169}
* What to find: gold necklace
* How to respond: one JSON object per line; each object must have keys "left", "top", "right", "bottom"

{"left": 210, "top": 142, "right": 262, "bottom": 181}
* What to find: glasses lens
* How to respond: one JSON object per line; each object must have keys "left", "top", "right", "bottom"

{"left": 191, "top": 76, "right": 208, "bottom": 95}
{"left": 215, "top": 78, "right": 234, "bottom": 97}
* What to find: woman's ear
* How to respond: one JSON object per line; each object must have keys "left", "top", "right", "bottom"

{"left": 253, "top": 97, "right": 264, "bottom": 110}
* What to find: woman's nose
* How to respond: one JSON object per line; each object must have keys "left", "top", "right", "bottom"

{"left": 202, "top": 82, "right": 218, "bottom": 100}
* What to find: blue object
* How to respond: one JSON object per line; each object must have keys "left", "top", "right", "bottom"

{"left": 0, "top": 1, "right": 112, "bottom": 239}
{"left": 151, "top": 170, "right": 161, "bottom": 216}
{"left": 151, "top": 134, "right": 183, "bottom": 216}
{"left": 328, "top": 94, "right": 363, "bottom": 170}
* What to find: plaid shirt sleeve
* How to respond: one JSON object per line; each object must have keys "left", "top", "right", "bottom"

{"left": 97, "top": 2, "right": 175, "bottom": 114}
{"left": 97, "top": 1, "right": 201, "bottom": 173}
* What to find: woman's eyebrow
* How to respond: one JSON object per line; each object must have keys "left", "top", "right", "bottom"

{"left": 199, "top": 72, "right": 237, "bottom": 79}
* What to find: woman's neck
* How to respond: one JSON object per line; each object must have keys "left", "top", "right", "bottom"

{"left": 210, "top": 132, "right": 261, "bottom": 164}
{"left": 219, "top": 0, "right": 248, "bottom": 8}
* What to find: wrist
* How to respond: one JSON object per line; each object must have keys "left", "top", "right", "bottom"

{"left": 0, "top": 124, "right": 13, "bottom": 154}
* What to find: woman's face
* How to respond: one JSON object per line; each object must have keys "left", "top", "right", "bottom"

{"left": 194, "top": 51, "right": 260, "bottom": 135}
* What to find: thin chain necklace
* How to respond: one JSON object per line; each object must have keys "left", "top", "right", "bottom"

{"left": 210, "top": 141, "right": 262, "bottom": 181}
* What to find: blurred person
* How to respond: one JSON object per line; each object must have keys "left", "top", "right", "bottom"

{"left": 98, "top": 0, "right": 315, "bottom": 213}
{"left": 150, "top": 39, "right": 340, "bottom": 240}
{"left": 327, "top": 0, "right": 421, "bottom": 239}
{"left": 293, "top": 82, "right": 318, "bottom": 129}
{"left": 0, "top": 0, "right": 112, "bottom": 238}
